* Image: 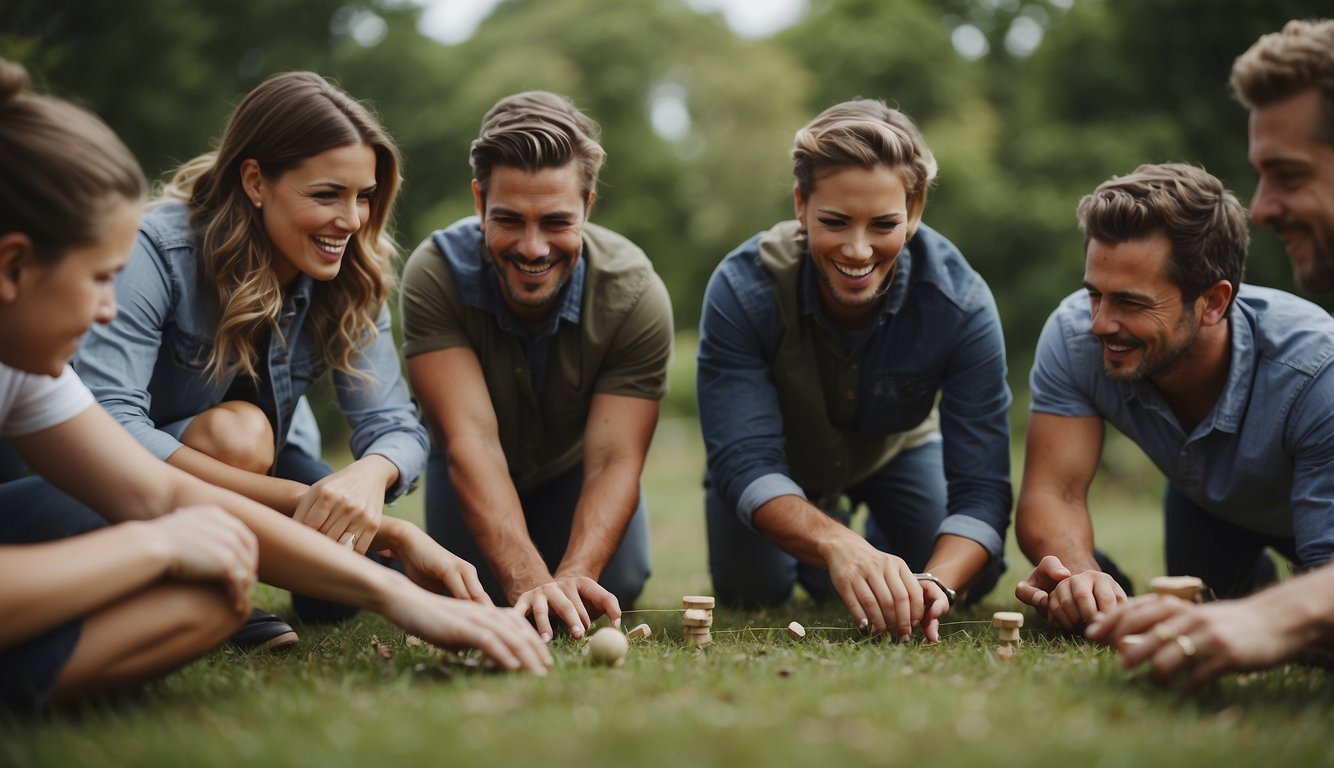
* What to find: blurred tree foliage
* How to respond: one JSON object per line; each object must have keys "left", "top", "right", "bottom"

{"left": 2, "top": 0, "right": 1327, "bottom": 442}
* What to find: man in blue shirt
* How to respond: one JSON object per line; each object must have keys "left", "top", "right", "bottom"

{"left": 1016, "top": 161, "right": 1334, "bottom": 632}
{"left": 697, "top": 100, "right": 1012, "bottom": 642}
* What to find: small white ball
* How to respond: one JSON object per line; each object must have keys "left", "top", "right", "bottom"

{"left": 587, "top": 627, "right": 629, "bottom": 666}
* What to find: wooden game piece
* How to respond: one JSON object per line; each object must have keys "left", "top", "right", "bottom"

{"left": 997, "top": 627, "right": 1020, "bottom": 643}
{"left": 626, "top": 623, "right": 652, "bottom": 640}
{"left": 993, "top": 643, "right": 1016, "bottom": 660}
{"left": 682, "top": 595, "right": 716, "bottom": 610}
{"left": 786, "top": 621, "right": 806, "bottom": 640}
{"left": 683, "top": 625, "right": 713, "bottom": 636}
{"left": 992, "top": 611, "right": 1024, "bottom": 629}
{"left": 682, "top": 608, "right": 713, "bottom": 625}
{"left": 1149, "top": 576, "right": 1204, "bottom": 602}
{"left": 587, "top": 627, "right": 629, "bottom": 667}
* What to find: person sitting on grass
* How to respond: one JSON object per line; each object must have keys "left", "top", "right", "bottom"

{"left": 0, "top": 58, "right": 550, "bottom": 715}
{"left": 71, "top": 70, "right": 437, "bottom": 645}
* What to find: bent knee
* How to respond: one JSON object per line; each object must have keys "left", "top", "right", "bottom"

{"left": 182, "top": 402, "right": 275, "bottom": 473}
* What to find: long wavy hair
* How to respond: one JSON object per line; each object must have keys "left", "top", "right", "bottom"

{"left": 158, "top": 71, "right": 400, "bottom": 384}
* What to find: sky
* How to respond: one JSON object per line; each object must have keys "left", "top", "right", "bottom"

{"left": 412, "top": 0, "right": 810, "bottom": 44}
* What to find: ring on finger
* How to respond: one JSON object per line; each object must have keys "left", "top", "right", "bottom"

{"left": 1175, "top": 634, "right": 1197, "bottom": 657}
{"left": 1153, "top": 623, "right": 1179, "bottom": 642}
{"left": 340, "top": 532, "right": 357, "bottom": 549}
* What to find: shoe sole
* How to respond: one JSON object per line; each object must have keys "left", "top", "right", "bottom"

{"left": 251, "top": 630, "right": 300, "bottom": 652}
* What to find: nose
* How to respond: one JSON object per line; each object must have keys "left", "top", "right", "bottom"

{"left": 335, "top": 197, "right": 366, "bottom": 233}
{"left": 840, "top": 230, "right": 873, "bottom": 261}
{"left": 94, "top": 285, "right": 117, "bottom": 325}
{"left": 517, "top": 225, "right": 551, "bottom": 260}
{"left": 1250, "top": 178, "right": 1281, "bottom": 227}
{"left": 1088, "top": 296, "right": 1116, "bottom": 335}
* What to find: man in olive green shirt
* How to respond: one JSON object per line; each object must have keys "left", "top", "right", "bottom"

{"left": 400, "top": 91, "right": 673, "bottom": 642}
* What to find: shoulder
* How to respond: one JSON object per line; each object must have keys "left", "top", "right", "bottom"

{"left": 903, "top": 224, "right": 992, "bottom": 310}
{"left": 138, "top": 200, "right": 196, "bottom": 252}
{"left": 581, "top": 221, "right": 665, "bottom": 308}
{"left": 404, "top": 217, "right": 483, "bottom": 286}
{"left": 711, "top": 221, "right": 798, "bottom": 288}
{"left": 1235, "top": 285, "right": 1334, "bottom": 375}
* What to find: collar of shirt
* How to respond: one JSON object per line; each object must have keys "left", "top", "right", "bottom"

{"left": 453, "top": 235, "right": 586, "bottom": 338}
{"left": 1119, "top": 300, "right": 1255, "bottom": 436}
{"left": 796, "top": 239, "right": 914, "bottom": 335}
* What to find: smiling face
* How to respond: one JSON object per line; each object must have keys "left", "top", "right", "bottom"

{"left": 1248, "top": 88, "right": 1334, "bottom": 293}
{"left": 1083, "top": 233, "right": 1203, "bottom": 384}
{"left": 474, "top": 163, "right": 590, "bottom": 324}
{"left": 795, "top": 165, "right": 913, "bottom": 329}
{"left": 243, "top": 143, "right": 378, "bottom": 287}
{"left": 0, "top": 199, "right": 140, "bottom": 377}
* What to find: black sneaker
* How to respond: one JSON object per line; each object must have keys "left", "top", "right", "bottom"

{"left": 229, "top": 608, "right": 299, "bottom": 652}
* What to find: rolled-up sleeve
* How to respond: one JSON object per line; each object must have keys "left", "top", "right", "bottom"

{"left": 336, "top": 304, "right": 430, "bottom": 501}
{"left": 697, "top": 258, "right": 803, "bottom": 529}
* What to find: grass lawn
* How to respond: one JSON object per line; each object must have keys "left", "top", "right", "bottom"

{"left": 4, "top": 417, "right": 1332, "bottom": 765}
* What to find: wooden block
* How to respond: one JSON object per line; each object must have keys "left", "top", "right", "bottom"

{"left": 997, "top": 626, "right": 1020, "bottom": 643}
{"left": 993, "top": 643, "right": 1016, "bottom": 660}
{"left": 626, "top": 623, "right": 651, "bottom": 640}
{"left": 1149, "top": 576, "right": 1204, "bottom": 602}
{"left": 682, "top": 595, "right": 716, "bottom": 610}
{"left": 786, "top": 621, "right": 807, "bottom": 640}
{"left": 587, "top": 627, "right": 629, "bottom": 667}
{"left": 688, "top": 634, "right": 712, "bottom": 648}
{"left": 682, "top": 608, "right": 712, "bottom": 624}
{"left": 992, "top": 611, "right": 1024, "bottom": 629}
{"left": 683, "top": 625, "right": 713, "bottom": 635}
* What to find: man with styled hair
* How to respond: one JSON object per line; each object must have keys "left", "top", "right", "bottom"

{"left": 1015, "top": 162, "right": 1334, "bottom": 632}
{"left": 1088, "top": 20, "right": 1334, "bottom": 688}
{"left": 400, "top": 91, "right": 673, "bottom": 641}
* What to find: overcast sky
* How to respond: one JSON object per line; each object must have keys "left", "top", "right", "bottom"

{"left": 413, "top": 0, "right": 810, "bottom": 44}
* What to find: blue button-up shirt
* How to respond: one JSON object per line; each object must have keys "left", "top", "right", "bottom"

{"left": 73, "top": 201, "right": 428, "bottom": 500}
{"left": 697, "top": 221, "right": 1014, "bottom": 558}
{"left": 1031, "top": 285, "right": 1334, "bottom": 567}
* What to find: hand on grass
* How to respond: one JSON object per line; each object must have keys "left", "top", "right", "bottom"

{"left": 1087, "top": 593, "right": 1310, "bottom": 692}
{"left": 1017, "top": 555, "right": 1125, "bottom": 631}
{"left": 386, "top": 589, "right": 552, "bottom": 675}
{"left": 512, "top": 576, "right": 621, "bottom": 642}
{"left": 826, "top": 540, "right": 928, "bottom": 642}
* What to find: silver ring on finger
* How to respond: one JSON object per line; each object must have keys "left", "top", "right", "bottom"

{"left": 1175, "top": 634, "right": 1197, "bottom": 657}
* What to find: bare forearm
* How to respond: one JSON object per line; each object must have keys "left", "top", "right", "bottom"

{"left": 556, "top": 459, "right": 642, "bottom": 578}
{"left": 0, "top": 522, "right": 170, "bottom": 647}
{"left": 752, "top": 494, "right": 864, "bottom": 568}
{"left": 167, "top": 444, "right": 305, "bottom": 514}
{"left": 447, "top": 444, "right": 549, "bottom": 598}
{"left": 1016, "top": 492, "right": 1100, "bottom": 572}
{"left": 922, "top": 534, "right": 990, "bottom": 592}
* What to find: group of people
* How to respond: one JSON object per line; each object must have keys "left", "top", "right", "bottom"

{"left": 1, "top": 18, "right": 1330, "bottom": 712}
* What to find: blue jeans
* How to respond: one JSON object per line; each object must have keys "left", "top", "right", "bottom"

{"left": 424, "top": 446, "right": 651, "bottom": 608}
{"left": 1163, "top": 483, "right": 1298, "bottom": 599}
{"left": 707, "top": 439, "right": 1002, "bottom": 607}
{"left": 0, "top": 477, "right": 106, "bottom": 713}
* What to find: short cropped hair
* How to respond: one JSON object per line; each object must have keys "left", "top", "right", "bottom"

{"left": 791, "top": 99, "right": 937, "bottom": 239}
{"left": 1230, "top": 18, "right": 1334, "bottom": 143}
{"left": 470, "top": 91, "right": 606, "bottom": 204}
{"left": 1077, "top": 163, "right": 1249, "bottom": 308}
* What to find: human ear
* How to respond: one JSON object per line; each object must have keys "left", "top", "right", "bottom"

{"left": 1198, "top": 279, "right": 1234, "bottom": 327}
{"left": 0, "top": 232, "right": 35, "bottom": 304}
{"left": 792, "top": 183, "right": 806, "bottom": 221}
{"left": 239, "top": 159, "right": 266, "bottom": 209}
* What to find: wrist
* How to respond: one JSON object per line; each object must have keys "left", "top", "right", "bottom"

{"left": 135, "top": 519, "right": 175, "bottom": 577}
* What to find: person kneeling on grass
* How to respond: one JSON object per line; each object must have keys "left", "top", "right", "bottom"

{"left": 0, "top": 59, "right": 549, "bottom": 715}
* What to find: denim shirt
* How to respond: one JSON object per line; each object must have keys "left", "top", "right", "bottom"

{"left": 73, "top": 201, "right": 428, "bottom": 500}
{"left": 697, "top": 221, "right": 1013, "bottom": 558}
{"left": 1031, "top": 285, "right": 1334, "bottom": 567}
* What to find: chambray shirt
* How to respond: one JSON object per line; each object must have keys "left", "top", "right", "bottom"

{"left": 73, "top": 201, "right": 428, "bottom": 500}
{"left": 1031, "top": 285, "right": 1334, "bottom": 567}
{"left": 697, "top": 222, "right": 1013, "bottom": 558}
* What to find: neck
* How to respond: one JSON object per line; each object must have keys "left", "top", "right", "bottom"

{"left": 1152, "top": 321, "right": 1231, "bottom": 432}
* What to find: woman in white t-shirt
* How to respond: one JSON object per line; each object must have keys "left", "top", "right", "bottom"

{"left": 0, "top": 60, "right": 550, "bottom": 713}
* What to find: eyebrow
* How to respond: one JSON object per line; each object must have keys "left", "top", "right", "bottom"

{"left": 489, "top": 205, "right": 579, "bottom": 220}
{"left": 1082, "top": 281, "right": 1155, "bottom": 303}
{"left": 815, "top": 208, "right": 905, "bottom": 219}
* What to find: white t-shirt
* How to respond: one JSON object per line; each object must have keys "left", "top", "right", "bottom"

{"left": 0, "top": 363, "right": 94, "bottom": 437}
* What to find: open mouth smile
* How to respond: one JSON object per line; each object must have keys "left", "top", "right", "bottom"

{"left": 832, "top": 262, "right": 875, "bottom": 278}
